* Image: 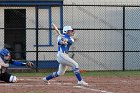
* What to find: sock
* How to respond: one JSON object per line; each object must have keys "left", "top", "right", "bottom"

{"left": 73, "top": 68, "right": 82, "bottom": 81}
{"left": 46, "top": 72, "right": 59, "bottom": 80}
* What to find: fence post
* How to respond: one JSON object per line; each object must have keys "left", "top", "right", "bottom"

{"left": 35, "top": 6, "right": 39, "bottom": 72}
{"left": 123, "top": 6, "right": 125, "bottom": 71}
{"left": 60, "top": 5, "right": 63, "bottom": 33}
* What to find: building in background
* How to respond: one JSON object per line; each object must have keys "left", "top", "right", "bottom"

{"left": 0, "top": 0, "right": 63, "bottom": 60}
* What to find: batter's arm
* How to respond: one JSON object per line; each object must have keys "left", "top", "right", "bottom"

{"left": 57, "top": 35, "right": 68, "bottom": 45}
{"left": 64, "top": 37, "right": 74, "bottom": 45}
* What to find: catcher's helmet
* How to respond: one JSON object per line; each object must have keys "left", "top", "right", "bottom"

{"left": 63, "top": 26, "right": 73, "bottom": 34}
{"left": 0, "top": 48, "right": 10, "bottom": 56}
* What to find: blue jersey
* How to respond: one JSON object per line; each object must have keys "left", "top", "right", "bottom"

{"left": 57, "top": 34, "right": 74, "bottom": 53}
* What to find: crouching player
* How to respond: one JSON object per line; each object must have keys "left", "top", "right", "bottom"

{"left": 0, "top": 48, "right": 34, "bottom": 83}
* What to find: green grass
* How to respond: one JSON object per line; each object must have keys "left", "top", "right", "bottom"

{"left": 81, "top": 70, "right": 140, "bottom": 77}
{"left": 13, "top": 70, "right": 140, "bottom": 77}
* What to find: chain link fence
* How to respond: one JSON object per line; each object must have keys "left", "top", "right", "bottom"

{"left": 63, "top": 5, "right": 140, "bottom": 71}
{"left": 0, "top": 5, "right": 140, "bottom": 72}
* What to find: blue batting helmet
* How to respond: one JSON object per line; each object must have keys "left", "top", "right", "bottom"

{"left": 0, "top": 48, "right": 10, "bottom": 56}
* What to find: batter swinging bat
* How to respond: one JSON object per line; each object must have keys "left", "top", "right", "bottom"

{"left": 52, "top": 23, "right": 75, "bottom": 59}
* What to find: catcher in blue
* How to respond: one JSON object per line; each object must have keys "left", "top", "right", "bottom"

{"left": 0, "top": 48, "right": 34, "bottom": 83}
{"left": 43, "top": 25, "right": 88, "bottom": 86}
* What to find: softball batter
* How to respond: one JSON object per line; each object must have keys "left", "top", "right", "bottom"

{"left": 43, "top": 26, "right": 88, "bottom": 86}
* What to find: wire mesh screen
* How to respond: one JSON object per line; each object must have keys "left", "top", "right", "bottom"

{"left": 63, "top": 5, "right": 140, "bottom": 71}
{"left": 72, "top": 52, "right": 123, "bottom": 70}
{"left": 63, "top": 6, "right": 123, "bottom": 29}
{"left": 63, "top": 5, "right": 124, "bottom": 71}
{"left": 68, "top": 30, "right": 123, "bottom": 51}
{"left": 0, "top": 5, "right": 140, "bottom": 72}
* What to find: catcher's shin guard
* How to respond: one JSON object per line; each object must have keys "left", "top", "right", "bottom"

{"left": 0, "top": 72, "right": 11, "bottom": 82}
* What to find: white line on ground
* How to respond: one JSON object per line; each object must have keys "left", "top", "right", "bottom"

{"left": 0, "top": 84, "right": 47, "bottom": 87}
{"left": 18, "top": 78, "right": 56, "bottom": 81}
{"left": 74, "top": 86, "right": 114, "bottom": 93}
{"left": 18, "top": 78, "right": 41, "bottom": 81}
{"left": 0, "top": 83, "right": 28, "bottom": 86}
{"left": 0, "top": 82, "right": 73, "bottom": 87}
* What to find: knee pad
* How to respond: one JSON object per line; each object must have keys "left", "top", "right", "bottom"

{"left": 52, "top": 72, "right": 59, "bottom": 78}
{"left": 72, "top": 63, "right": 79, "bottom": 69}
{"left": 9, "top": 75, "right": 17, "bottom": 83}
{"left": 73, "top": 68, "right": 80, "bottom": 74}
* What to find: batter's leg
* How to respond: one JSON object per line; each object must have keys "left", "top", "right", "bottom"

{"left": 43, "top": 64, "right": 68, "bottom": 81}
{"left": 57, "top": 64, "right": 68, "bottom": 76}
{"left": 58, "top": 53, "right": 82, "bottom": 81}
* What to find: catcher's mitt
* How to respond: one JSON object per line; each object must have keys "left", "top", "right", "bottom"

{"left": 26, "top": 62, "right": 34, "bottom": 67}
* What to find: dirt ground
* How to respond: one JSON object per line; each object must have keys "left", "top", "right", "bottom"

{"left": 0, "top": 76, "right": 140, "bottom": 93}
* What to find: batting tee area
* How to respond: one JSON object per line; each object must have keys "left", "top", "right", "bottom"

{"left": 0, "top": 76, "right": 140, "bottom": 93}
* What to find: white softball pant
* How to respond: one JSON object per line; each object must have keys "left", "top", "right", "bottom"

{"left": 56, "top": 53, "right": 79, "bottom": 76}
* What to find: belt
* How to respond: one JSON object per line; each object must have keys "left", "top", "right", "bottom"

{"left": 58, "top": 51, "right": 68, "bottom": 54}
{"left": 64, "top": 51, "right": 68, "bottom": 54}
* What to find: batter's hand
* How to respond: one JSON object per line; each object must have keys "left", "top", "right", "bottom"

{"left": 60, "top": 38, "right": 68, "bottom": 44}
{"left": 63, "top": 38, "right": 68, "bottom": 43}
{"left": 26, "top": 62, "right": 34, "bottom": 68}
{"left": 60, "top": 41, "right": 68, "bottom": 45}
